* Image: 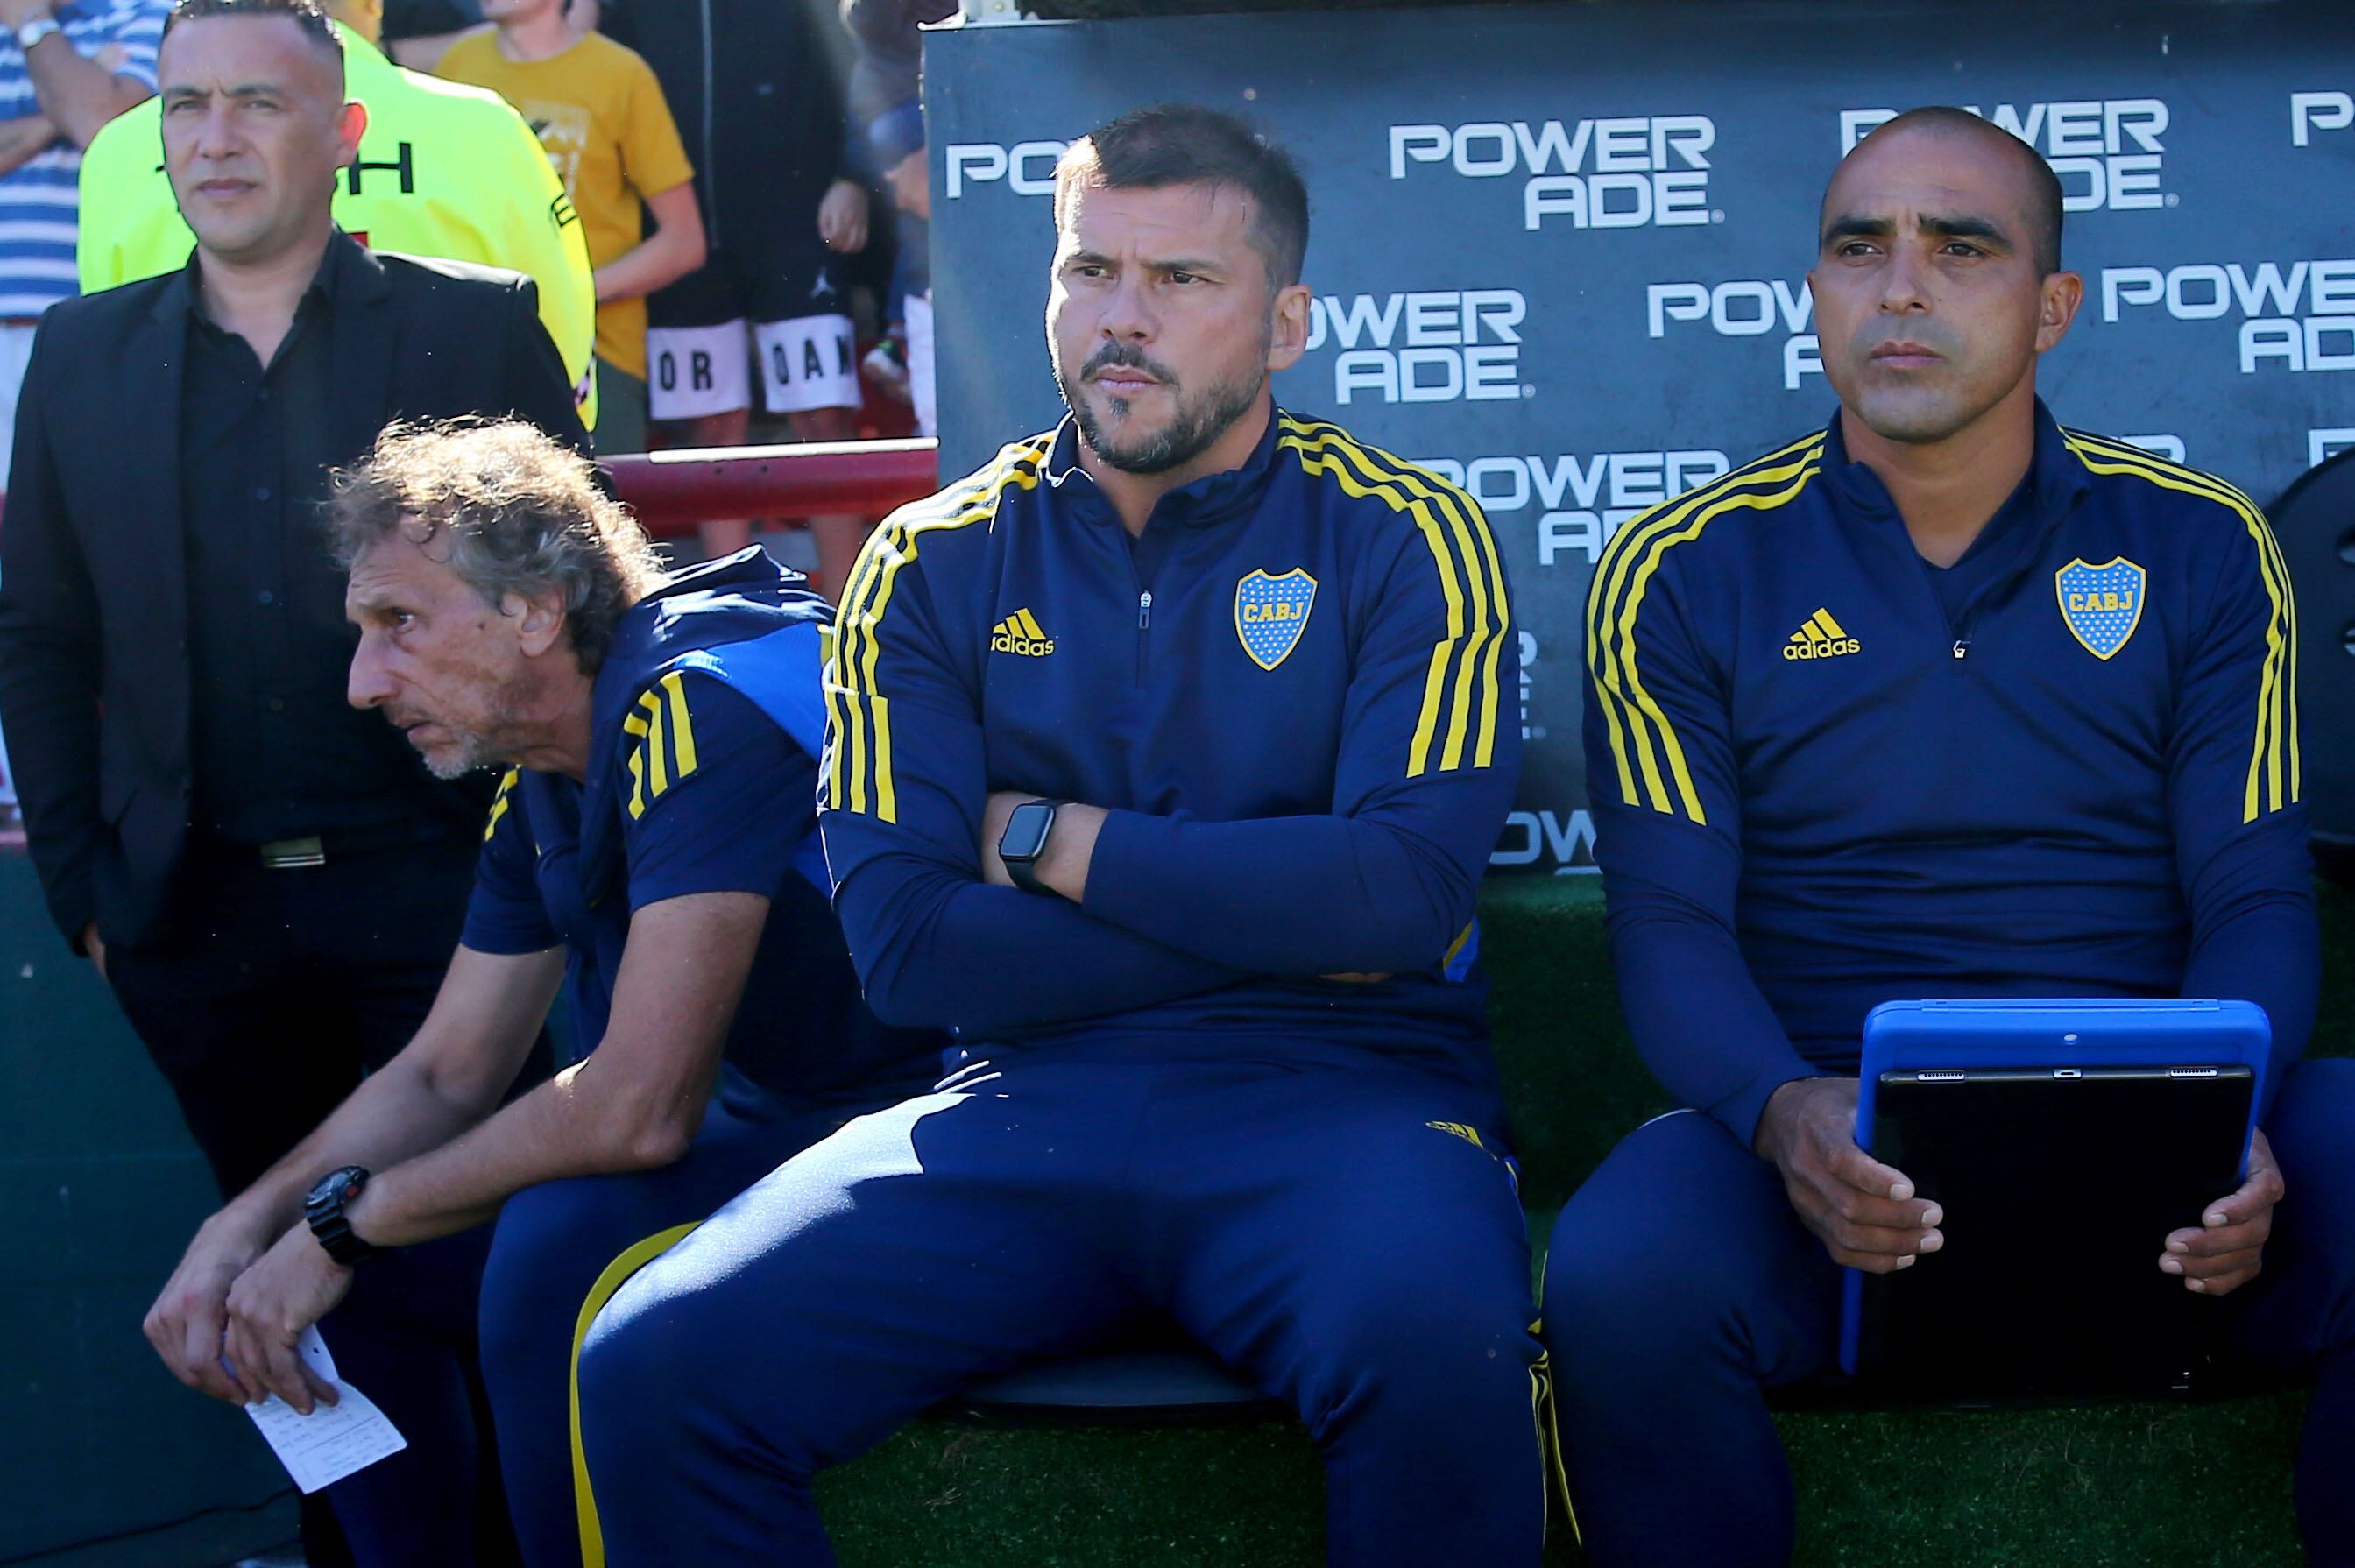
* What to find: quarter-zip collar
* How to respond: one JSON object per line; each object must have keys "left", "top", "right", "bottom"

{"left": 1818, "top": 397, "right": 2092, "bottom": 560}
{"left": 1041, "top": 401, "right": 1285, "bottom": 533}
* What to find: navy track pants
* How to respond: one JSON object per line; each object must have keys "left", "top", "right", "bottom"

{"left": 576, "top": 1052, "right": 1549, "bottom": 1566}
{"left": 1541, "top": 1056, "right": 2355, "bottom": 1567}
{"left": 477, "top": 1089, "right": 870, "bottom": 1568}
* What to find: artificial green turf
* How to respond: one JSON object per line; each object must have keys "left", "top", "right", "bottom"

{"left": 803, "top": 878, "right": 2350, "bottom": 1565}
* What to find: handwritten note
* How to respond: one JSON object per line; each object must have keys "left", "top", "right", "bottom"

{"left": 240, "top": 1328, "right": 407, "bottom": 1494}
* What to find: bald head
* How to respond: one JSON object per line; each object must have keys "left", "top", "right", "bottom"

{"left": 1828, "top": 108, "right": 2063, "bottom": 276}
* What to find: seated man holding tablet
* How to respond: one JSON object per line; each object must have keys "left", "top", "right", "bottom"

{"left": 1545, "top": 107, "right": 2355, "bottom": 1567}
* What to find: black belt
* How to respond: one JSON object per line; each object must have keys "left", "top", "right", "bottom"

{"left": 196, "top": 820, "right": 468, "bottom": 870}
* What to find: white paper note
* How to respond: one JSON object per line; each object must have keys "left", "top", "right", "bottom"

{"left": 239, "top": 1327, "right": 407, "bottom": 1494}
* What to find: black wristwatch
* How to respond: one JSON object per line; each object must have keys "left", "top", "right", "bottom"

{"left": 997, "top": 799, "right": 1068, "bottom": 896}
{"left": 304, "top": 1166, "right": 383, "bottom": 1268}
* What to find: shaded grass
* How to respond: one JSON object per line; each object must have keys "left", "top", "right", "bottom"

{"left": 806, "top": 878, "right": 2349, "bottom": 1564}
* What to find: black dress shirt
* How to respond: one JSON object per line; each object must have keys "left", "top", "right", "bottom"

{"left": 174, "top": 239, "right": 458, "bottom": 844}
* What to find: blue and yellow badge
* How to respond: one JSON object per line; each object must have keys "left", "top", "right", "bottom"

{"left": 1235, "top": 568, "right": 1318, "bottom": 670}
{"left": 2055, "top": 557, "right": 2147, "bottom": 660}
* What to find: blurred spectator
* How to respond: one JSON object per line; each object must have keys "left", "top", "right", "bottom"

{"left": 0, "top": 2, "right": 583, "bottom": 1561}
{"left": 841, "top": 0, "right": 949, "bottom": 438}
{"left": 376, "top": 0, "right": 470, "bottom": 68}
{"left": 438, "top": 0, "right": 702, "bottom": 456}
{"left": 0, "top": 0, "right": 165, "bottom": 477}
{"left": 77, "top": 0, "right": 601, "bottom": 428}
{"left": 599, "top": 0, "right": 873, "bottom": 595}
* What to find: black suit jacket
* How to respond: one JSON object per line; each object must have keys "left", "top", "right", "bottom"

{"left": 0, "top": 233, "right": 588, "bottom": 952}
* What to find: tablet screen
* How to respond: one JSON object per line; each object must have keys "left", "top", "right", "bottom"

{"left": 1853, "top": 1066, "right": 2252, "bottom": 1397}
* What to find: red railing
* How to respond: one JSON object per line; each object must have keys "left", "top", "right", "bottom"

{"left": 603, "top": 438, "right": 939, "bottom": 535}
{"left": 0, "top": 439, "right": 944, "bottom": 852}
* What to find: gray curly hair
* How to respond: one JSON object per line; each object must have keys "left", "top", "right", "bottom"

{"left": 324, "top": 418, "right": 663, "bottom": 675}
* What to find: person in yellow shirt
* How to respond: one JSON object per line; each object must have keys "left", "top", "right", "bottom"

{"left": 75, "top": 0, "right": 600, "bottom": 428}
{"left": 437, "top": 0, "right": 698, "bottom": 455}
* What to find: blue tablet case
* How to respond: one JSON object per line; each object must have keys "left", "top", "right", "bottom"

{"left": 1837, "top": 998, "right": 2270, "bottom": 1378}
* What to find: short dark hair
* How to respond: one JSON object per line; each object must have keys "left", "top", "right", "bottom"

{"left": 1847, "top": 106, "right": 2064, "bottom": 275}
{"left": 1053, "top": 104, "right": 1311, "bottom": 290}
{"left": 324, "top": 420, "right": 663, "bottom": 676}
{"left": 163, "top": 0, "right": 343, "bottom": 70}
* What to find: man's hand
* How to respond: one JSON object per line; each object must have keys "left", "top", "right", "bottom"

{"left": 2161, "top": 1127, "right": 2283, "bottom": 1296}
{"left": 886, "top": 148, "right": 930, "bottom": 222}
{"left": 1754, "top": 1077, "right": 1943, "bottom": 1272}
{"left": 143, "top": 1213, "right": 272, "bottom": 1404}
{"left": 0, "top": 111, "right": 56, "bottom": 178}
{"left": 817, "top": 179, "right": 870, "bottom": 255}
{"left": 79, "top": 922, "right": 106, "bottom": 981}
{"left": 0, "top": 0, "right": 54, "bottom": 32}
{"left": 222, "top": 1225, "right": 351, "bottom": 1413}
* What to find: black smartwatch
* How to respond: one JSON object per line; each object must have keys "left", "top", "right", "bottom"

{"left": 304, "top": 1166, "right": 383, "bottom": 1268}
{"left": 997, "top": 799, "right": 1068, "bottom": 895}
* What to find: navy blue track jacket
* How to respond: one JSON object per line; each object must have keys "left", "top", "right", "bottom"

{"left": 1585, "top": 404, "right": 2316, "bottom": 1143}
{"left": 463, "top": 550, "right": 937, "bottom": 1101}
{"left": 817, "top": 408, "right": 1521, "bottom": 1090}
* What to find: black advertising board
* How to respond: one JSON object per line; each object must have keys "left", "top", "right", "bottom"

{"left": 924, "top": 1, "right": 2355, "bottom": 873}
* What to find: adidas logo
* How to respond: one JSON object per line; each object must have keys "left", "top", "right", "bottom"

{"left": 990, "top": 608, "right": 1056, "bottom": 657}
{"left": 1783, "top": 608, "right": 1860, "bottom": 660}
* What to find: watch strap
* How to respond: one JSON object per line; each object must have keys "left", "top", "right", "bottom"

{"left": 1005, "top": 847, "right": 1049, "bottom": 896}
{"left": 14, "top": 15, "right": 61, "bottom": 47}
{"left": 305, "top": 1166, "right": 382, "bottom": 1267}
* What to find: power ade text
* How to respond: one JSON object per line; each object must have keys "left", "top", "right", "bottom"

{"left": 2293, "top": 92, "right": 2353, "bottom": 147}
{"left": 1417, "top": 450, "right": 1731, "bottom": 566}
{"left": 2102, "top": 259, "right": 2355, "bottom": 373}
{"left": 1645, "top": 279, "right": 1822, "bottom": 390}
{"left": 1841, "top": 100, "right": 2168, "bottom": 211}
{"left": 1388, "top": 117, "right": 1714, "bottom": 231}
{"left": 1490, "top": 809, "right": 1599, "bottom": 874}
{"left": 1304, "top": 290, "right": 1526, "bottom": 405}
{"left": 944, "top": 140, "right": 1071, "bottom": 198}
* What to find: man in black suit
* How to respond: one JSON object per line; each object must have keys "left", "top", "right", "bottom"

{"left": 0, "top": 1, "right": 580, "bottom": 1562}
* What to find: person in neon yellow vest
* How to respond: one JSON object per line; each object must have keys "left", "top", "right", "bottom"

{"left": 75, "top": 0, "right": 599, "bottom": 428}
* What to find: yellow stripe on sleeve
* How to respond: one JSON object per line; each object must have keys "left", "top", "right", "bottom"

{"left": 659, "top": 672, "right": 698, "bottom": 781}
{"left": 825, "top": 440, "right": 1049, "bottom": 821}
{"left": 2061, "top": 432, "right": 2297, "bottom": 822}
{"left": 646, "top": 693, "right": 670, "bottom": 797}
{"left": 619, "top": 707, "right": 651, "bottom": 819}
{"left": 1276, "top": 416, "right": 1511, "bottom": 777}
{"left": 1586, "top": 437, "right": 1827, "bottom": 823}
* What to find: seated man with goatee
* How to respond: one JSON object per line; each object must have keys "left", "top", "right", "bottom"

{"left": 574, "top": 104, "right": 1548, "bottom": 1568}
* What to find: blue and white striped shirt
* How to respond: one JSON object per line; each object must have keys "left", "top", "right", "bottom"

{"left": 0, "top": 0, "right": 164, "bottom": 318}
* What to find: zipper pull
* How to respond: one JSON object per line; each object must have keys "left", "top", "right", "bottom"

{"left": 1138, "top": 590, "right": 1153, "bottom": 631}
{"left": 1951, "top": 638, "right": 1970, "bottom": 660}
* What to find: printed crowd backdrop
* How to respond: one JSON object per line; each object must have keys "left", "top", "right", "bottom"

{"left": 923, "top": 0, "right": 2355, "bottom": 874}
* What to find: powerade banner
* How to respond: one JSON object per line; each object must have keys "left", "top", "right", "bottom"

{"left": 923, "top": 0, "right": 2355, "bottom": 874}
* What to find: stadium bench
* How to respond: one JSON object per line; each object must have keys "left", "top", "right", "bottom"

{"left": 1, "top": 860, "right": 2334, "bottom": 1565}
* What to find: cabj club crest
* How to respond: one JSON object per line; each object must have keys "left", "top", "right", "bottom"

{"left": 2055, "top": 557, "right": 2147, "bottom": 660}
{"left": 1235, "top": 568, "right": 1319, "bottom": 670}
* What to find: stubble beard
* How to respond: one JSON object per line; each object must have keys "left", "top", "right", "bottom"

{"left": 1058, "top": 334, "right": 1270, "bottom": 477}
